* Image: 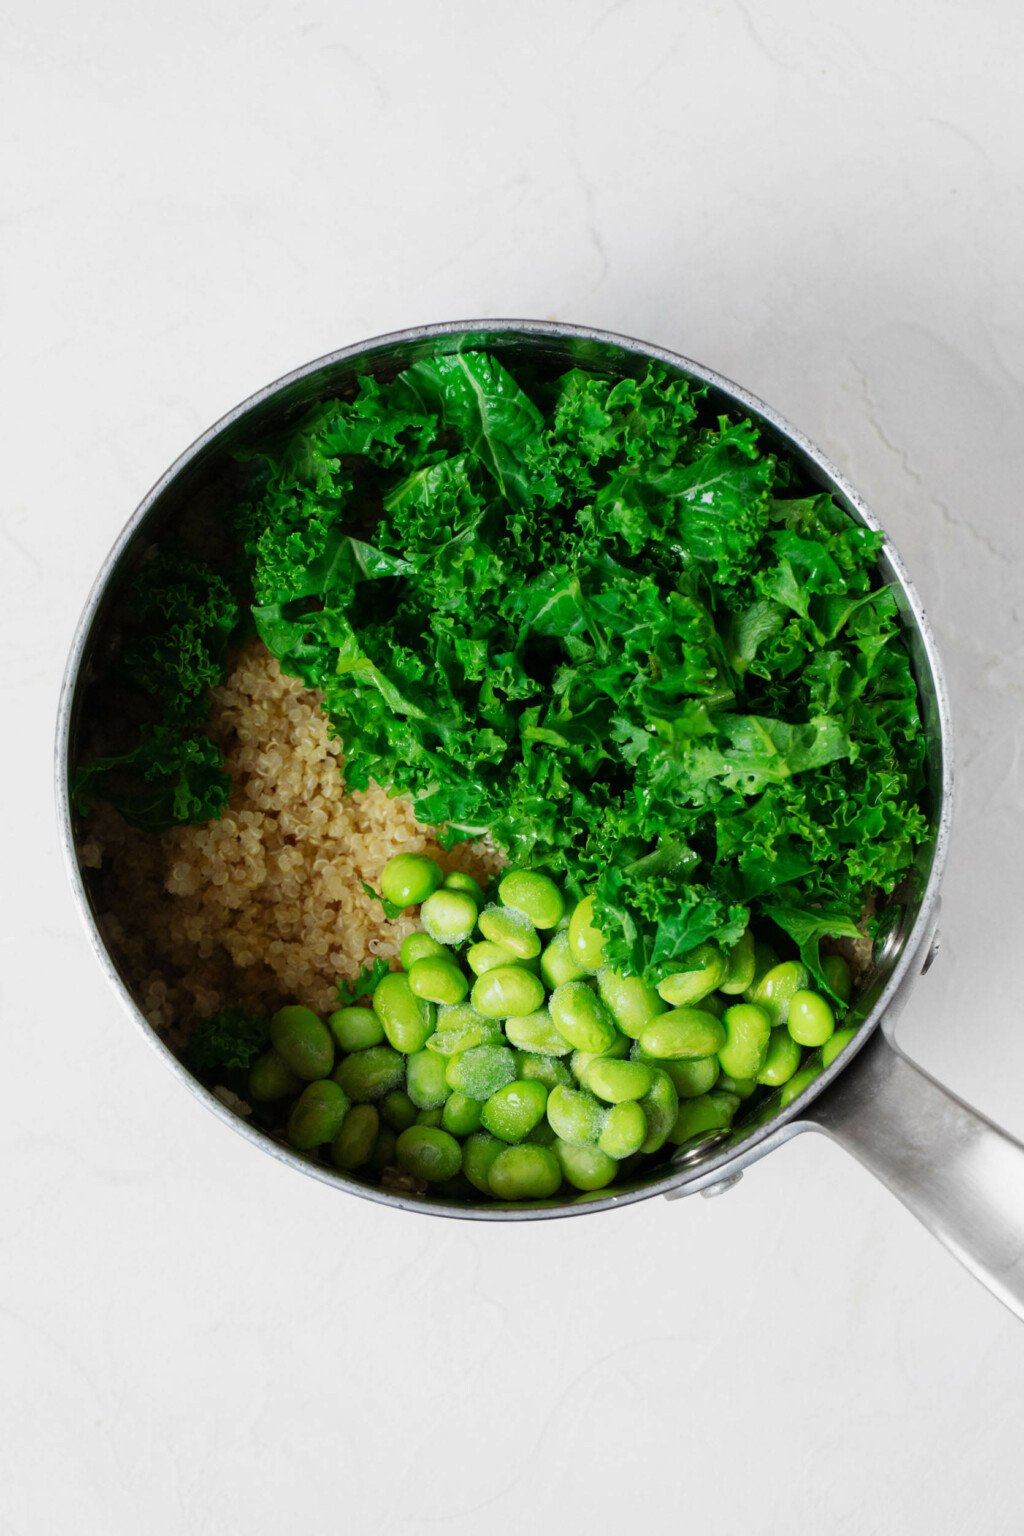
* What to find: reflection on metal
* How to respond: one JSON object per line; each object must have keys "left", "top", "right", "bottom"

{"left": 872, "top": 904, "right": 909, "bottom": 971}
{"left": 671, "top": 1130, "right": 732, "bottom": 1169}
{"left": 700, "top": 1173, "right": 744, "bottom": 1199}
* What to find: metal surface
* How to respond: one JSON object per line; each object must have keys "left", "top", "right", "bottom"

{"left": 52, "top": 318, "right": 1024, "bottom": 1312}
{"left": 802, "top": 1029, "right": 1024, "bottom": 1316}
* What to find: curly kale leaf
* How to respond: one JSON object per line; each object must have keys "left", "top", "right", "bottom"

{"left": 235, "top": 351, "right": 928, "bottom": 980}
{"left": 186, "top": 1007, "right": 270, "bottom": 1090}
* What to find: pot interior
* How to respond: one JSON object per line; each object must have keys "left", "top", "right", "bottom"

{"left": 62, "top": 323, "right": 950, "bottom": 1218}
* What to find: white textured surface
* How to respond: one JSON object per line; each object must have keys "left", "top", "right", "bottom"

{"left": 4, "top": 2, "right": 1024, "bottom": 1531}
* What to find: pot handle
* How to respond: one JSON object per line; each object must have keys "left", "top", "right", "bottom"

{"left": 799, "top": 1027, "right": 1024, "bottom": 1320}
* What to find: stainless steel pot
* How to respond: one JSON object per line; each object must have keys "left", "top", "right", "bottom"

{"left": 56, "top": 320, "right": 1024, "bottom": 1318}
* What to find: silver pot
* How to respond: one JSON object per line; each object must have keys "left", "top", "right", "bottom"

{"left": 55, "top": 320, "right": 1024, "bottom": 1318}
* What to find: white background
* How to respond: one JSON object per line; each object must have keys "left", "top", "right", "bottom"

{"left": 4, "top": 1, "right": 1024, "bottom": 1531}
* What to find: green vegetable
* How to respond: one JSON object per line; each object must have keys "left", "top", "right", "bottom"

{"left": 396, "top": 1126, "right": 462, "bottom": 1183}
{"left": 269, "top": 1005, "right": 334, "bottom": 1081}
{"left": 405, "top": 1049, "right": 452, "bottom": 1110}
{"left": 463, "top": 1132, "right": 505, "bottom": 1193}
{"left": 336, "top": 958, "right": 392, "bottom": 1009}
{"left": 407, "top": 955, "right": 470, "bottom": 1005}
{"left": 372, "top": 972, "right": 435, "bottom": 1054}
{"left": 332, "top": 1045, "right": 405, "bottom": 1102}
{"left": 471, "top": 965, "right": 546, "bottom": 1019}
{"left": 554, "top": 1140, "right": 618, "bottom": 1191}
{"left": 598, "top": 1101, "right": 647, "bottom": 1159}
{"left": 498, "top": 870, "right": 565, "bottom": 930}
{"left": 231, "top": 352, "right": 924, "bottom": 991}
{"left": 639, "top": 1008, "right": 726, "bottom": 1060}
{"left": 787, "top": 989, "right": 836, "bottom": 1048}
{"left": 328, "top": 1006, "right": 384, "bottom": 1053}
{"left": 480, "top": 1079, "right": 548, "bottom": 1143}
{"left": 380, "top": 852, "right": 443, "bottom": 908}
{"left": 718, "top": 1003, "right": 772, "bottom": 1081}
{"left": 287, "top": 1080, "right": 349, "bottom": 1150}
{"left": 420, "top": 889, "right": 479, "bottom": 946}
{"left": 331, "top": 1104, "right": 379, "bottom": 1170}
{"left": 74, "top": 552, "right": 239, "bottom": 829}
{"left": 247, "top": 1049, "right": 302, "bottom": 1103}
{"left": 186, "top": 1007, "right": 269, "bottom": 1086}
{"left": 488, "top": 1144, "right": 561, "bottom": 1199}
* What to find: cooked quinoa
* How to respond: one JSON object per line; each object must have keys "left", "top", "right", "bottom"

{"left": 79, "top": 639, "right": 503, "bottom": 1042}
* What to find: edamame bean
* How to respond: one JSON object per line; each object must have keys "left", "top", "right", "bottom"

{"left": 396, "top": 1126, "right": 462, "bottom": 1183}
{"left": 787, "top": 990, "right": 835, "bottom": 1048}
{"left": 248, "top": 1049, "right": 302, "bottom": 1103}
{"left": 333, "top": 1044, "right": 405, "bottom": 1102}
{"left": 716, "top": 1074, "right": 757, "bottom": 1099}
{"left": 821, "top": 1025, "right": 857, "bottom": 1068}
{"left": 596, "top": 968, "right": 665, "bottom": 1038}
{"left": 669, "top": 1090, "right": 739, "bottom": 1146}
{"left": 471, "top": 965, "right": 545, "bottom": 1019}
{"left": 567, "top": 895, "right": 606, "bottom": 971}
{"left": 514, "top": 1053, "right": 573, "bottom": 1090}
{"left": 442, "top": 1092, "right": 484, "bottom": 1136}
{"left": 554, "top": 1140, "right": 618, "bottom": 1191}
{"left": 598, "top": 1101, "right": 647, "bottom": 1159}
{"left": 570, "top": 1035, "right": 630, "bottom": 1079}
{"left": 443, "top": 869, "right": 488, "bottom": 905}
{"left": 823, "top": 953, "right": 853, "bottom": 1004}
{"left": 546, "top": 1084, "right": 605, "bottom": 1145}
{"left": 488, "top": 1144, "right": 561, "bottom": 1199}
{"left": 745, "top": 961, "right": 809, "bottom": 1026}
{"left": 380, "top": 1089, "right": 418, "bottom": 1132}
{"left": 648, "top": 1054, "right": 720, "bottom": 1098}
{"left": 406, "top": 1049, "right": 453, "bottom": 1110}
{"left": 478, "top": 905, "right": 542, "bottom": 959}
{"left": 498, "top": 870, "right": 565, "bottom": 930}
{"left": 549, "top": 982, "right": 618, "bottom": 1054}
{"left": 270, "top": 1005, "right": 335, "bottom": 1080}
{"left": 330, "top": 1103, "right": 379, "bottom": 1170}
{"left": 328, "top": 1005, "right": 385, "bottom": 1053}
{"left": 369, "top": 1126, "right": 397, "bottom": 1172}
{"left": 778, "top": 1063, "right": 821, "bottom": 1108}
{"left": 656, "top": 944, "right": 729, "bottom": 1006}
{"left": 372, "top": 972, "right": 436, "bottom": 1054}
{"left": 463, "top": 1132, "right": 504, "bottom": 1193}
{"left": 380, "top": 852, "right": 443, "bottom": 909}
{"left": 539, "top": 929, "right": 588, "bottom": 989}
{"left": 481, "top": 1079, "right": 549, "bottom": 1143}
{"left": 526, "top": 1120, "right": 557, "bottom": 1146}
{"left": 503, "top": 1008, "right": 572, "bottom": 1056}
{"left": 399, "top": 932, "right": 448, "bottom": 969}
{"left": 697, "top": 991, "right": 726, "bottom": 1018}
{"left": 426, "top": 1019, "right": 503, "bottom": 1056}
{"left": 407, "top": 955, "right": 470, "bottom": 1006}
{"left": 718, "top": 1003, "right": 772, "bottom": 1080}
{"left": 416, "top": 1107, "right": 444, "bottom": 1127}
{"left": 581, "top": 1058, "right": 655, "bottom": 1104}
{"left": 466, "top": 940, "right": 519, "bottom": 977}
{"left": 640, "top": 1009, "right": 726, "bottom": 1060}
{"left": 287, "top": 1079, "right": 350, "bottom": 1150}
{"left": 420, "top": 888, "right": 479, "bottom": 946}
{"left": 639, "top": 1070, "right": 679, "bottom": 1154}
{"left": 720, "top": 928, "right": 756, "bottom": 995}
{"left": 445, "top": 1044, "right": 517, "bottom": 1100}
{"left": 756, "top": 1027, "right": 802, "bottom": 1087}
{"left": 424, "top": 1009, "right": 502, "bottom": 1056}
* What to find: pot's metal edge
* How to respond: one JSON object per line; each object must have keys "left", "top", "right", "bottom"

{"left": 55, "top": 317, "right": 954, "bottom": 1221}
